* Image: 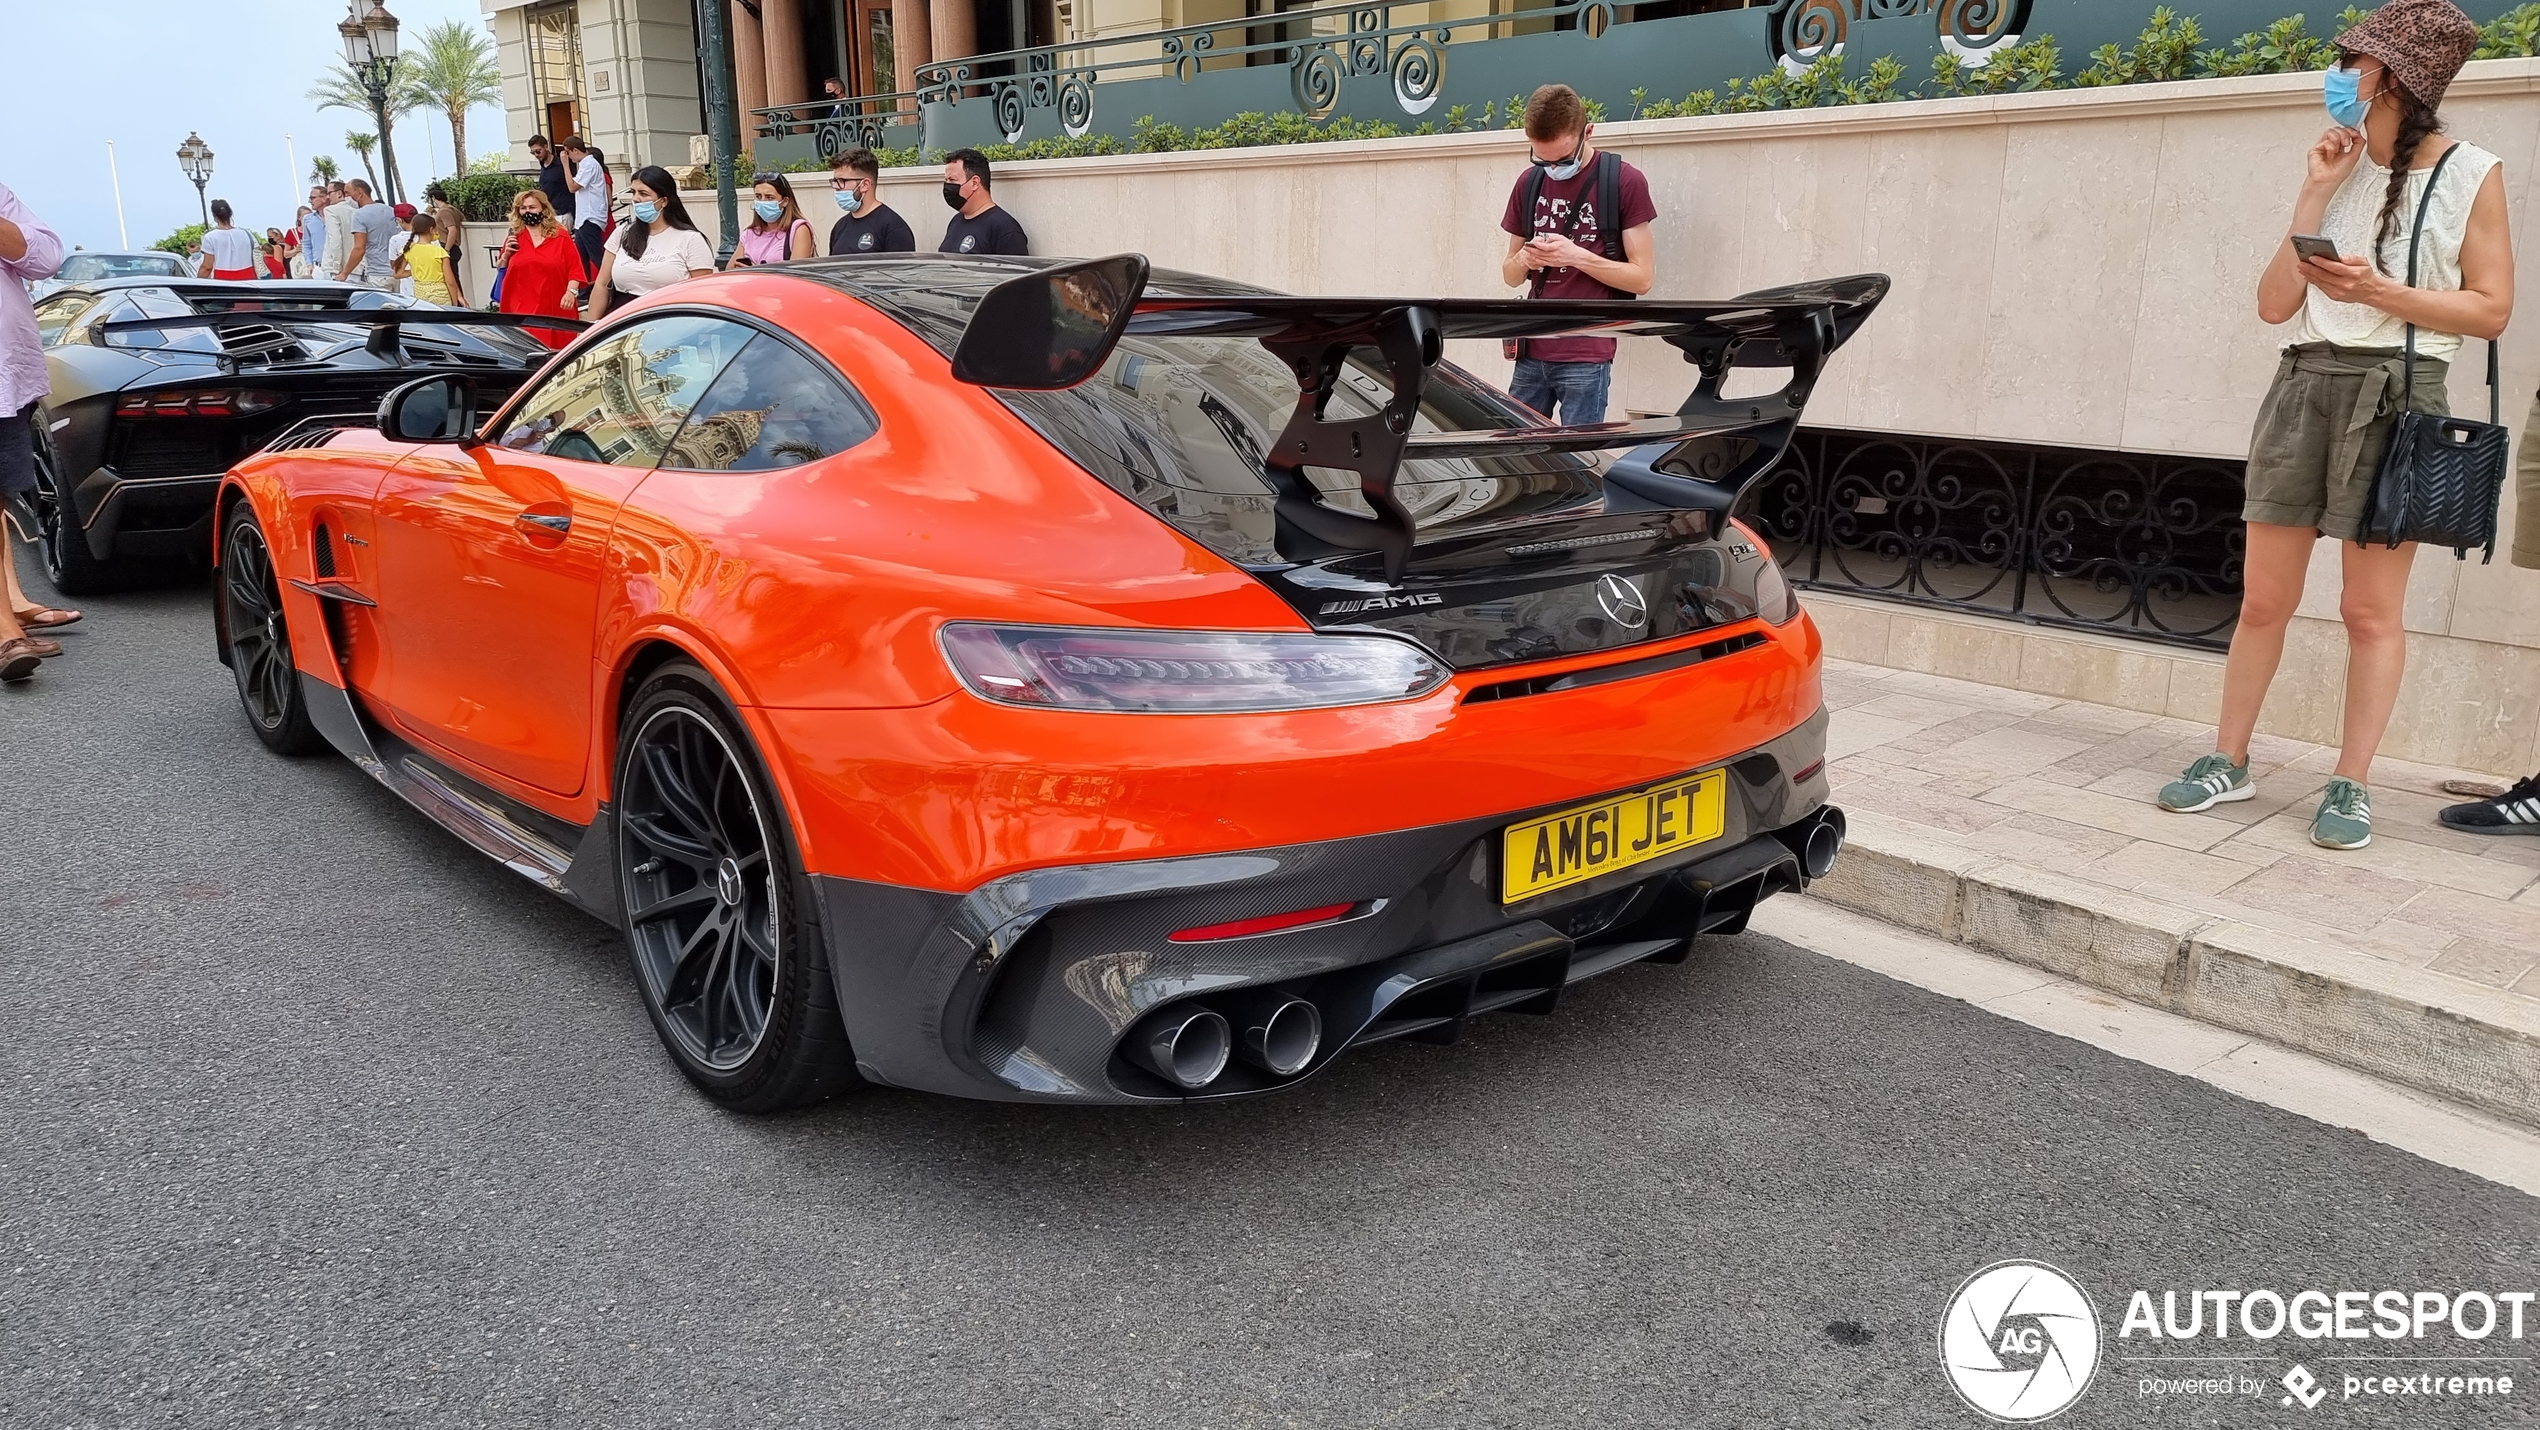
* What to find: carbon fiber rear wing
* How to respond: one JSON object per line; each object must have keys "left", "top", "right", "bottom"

{"left": 101, "top": 307, "right": 585, "bottom": 362}
{"left": 950, "top": 255, "right": 1887, "bottom": 578}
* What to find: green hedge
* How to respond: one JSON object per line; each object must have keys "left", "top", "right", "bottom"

{"left": 433, "top": 172, "right": 530, "bottom": 223}
{"left": 151, "top": 223, "right": 210, "bottom": 259}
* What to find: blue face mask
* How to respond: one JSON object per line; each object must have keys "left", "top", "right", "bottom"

{"left": 754, "top": 199, "right": 785, "bottom": 222}
{"left": 834, "top": 188, "right": 858, "bottom": 211}
{"left": 632, "top": 200, "right": 660, "bottom": 224}
{"left": 1532, "top": 140, "right": 1586, "bottom": 182}
{"left": 2324, "top": 64, "right": 2372, "bottom": 129}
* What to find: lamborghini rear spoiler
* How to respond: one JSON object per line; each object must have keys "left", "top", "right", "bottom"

{"left": 101, "top": 307, "right": 586, "bottom": 362}
{"left": 948, "top": 255, "right": 1887, "bottom": 578}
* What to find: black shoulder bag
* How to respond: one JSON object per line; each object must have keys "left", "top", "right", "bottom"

{"left": 2359, "top": 142, "right": 2511, "bottom": 562}
{"left": 1506, "top": 152, "right": 1628, "bottom": 362}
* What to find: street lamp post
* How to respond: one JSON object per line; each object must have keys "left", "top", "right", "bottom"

{"left": 338, "top": 0, "right": 403, "bottom": 205}
{"left": 176, "top": 132, "right": 214, "bottom": 227}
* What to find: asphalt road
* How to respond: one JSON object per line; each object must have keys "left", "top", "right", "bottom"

{"left": 3, "top": 541, "right": 2535, "bottom": 1430}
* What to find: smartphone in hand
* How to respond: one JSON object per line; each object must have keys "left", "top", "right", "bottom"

{"left": 2291, "top": 233, "right": 2343, "bottom": 265}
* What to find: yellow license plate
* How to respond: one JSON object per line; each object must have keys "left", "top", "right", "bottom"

{"left": 1501, "top": 771, "right": 1727, "bottom": 904}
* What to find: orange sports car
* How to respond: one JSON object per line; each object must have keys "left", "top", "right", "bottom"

{"left": 211, "top": 254, "right": 1885, "bottom": 1111}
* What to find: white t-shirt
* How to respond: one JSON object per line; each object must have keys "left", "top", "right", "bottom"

{"left": 571, "top": 155, "right": 608, "bottom": 229}
{"left": 200, "top": 226, "right": 258, "bottom": 272}
{"left": 2293, "top": 140, "right": 2501, "bottom": 363}
{"left": 603, "top": 224, "right": 716, "bottom": 296}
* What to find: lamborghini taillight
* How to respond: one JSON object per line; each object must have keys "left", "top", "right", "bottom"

{"left": 939, "top": 624, "right": 1446, "bottom": 714}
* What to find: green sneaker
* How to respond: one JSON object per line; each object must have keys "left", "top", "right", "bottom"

{"left": 2311, "top": 777, "right": 2373, "bottom": 849}
{"left": 2157, "top": 752, "right": 2254, "bottom": 813}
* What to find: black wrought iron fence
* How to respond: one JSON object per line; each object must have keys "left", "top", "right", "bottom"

{"left": 1736, "top": 429, "right": 2246, "bottom": 651}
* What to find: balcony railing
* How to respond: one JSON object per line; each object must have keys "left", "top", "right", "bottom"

{"left": 752, "top": 93, "right": 926, "bottom": 158}
{"left": 747, "top": 0, "right": 2425, "bottom": 160}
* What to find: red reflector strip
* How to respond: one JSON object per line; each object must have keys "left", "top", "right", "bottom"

{"left": 1791, "top": 759, "right": 1826, "bottom": 784}
{"left": 1169, "top": 902, "right": 1356, "bottom": 943}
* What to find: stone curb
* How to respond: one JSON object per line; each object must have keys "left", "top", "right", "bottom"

{"left": 1807, "top": 812, "right": 2540, "bottom": 1128}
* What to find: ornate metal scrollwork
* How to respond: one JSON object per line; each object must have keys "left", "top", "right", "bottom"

{"left": 1766, "top": 0, "right": 2029, "bottom": 63}
{"left": 1391, "top": 33, "right": 1444, "bottom": 114}
{"left": 992, "top": 79, "right": 1028, "bottom": 141}
{"left": 1774, "top": 0, "right": 1854, "bottom": 61}
{"left": 1939, "top": 0, "right": 2024, "bottom": 49}
{"left": 1291, "top": 43, "right": 1344, "bottom": 117}
{"left": 1740, "top": 429, "right": 2244, "bottom": 652}
{"left": 1058, "top": 73, "right": 1096, "bottom": 136}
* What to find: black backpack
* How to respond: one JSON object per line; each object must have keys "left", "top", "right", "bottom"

{"left": 1516, "top": 149, "right": 1627, "bottom": 293}
{"left": 1510, "top": 150, "right": 1628, "bottom": 361}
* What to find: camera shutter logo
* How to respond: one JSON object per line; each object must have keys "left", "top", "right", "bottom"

{"left": 1938, "top": 1260, "right": 2102, "bottom": 1422}
{"left": 1595, "top": 573, "right": 1648, "bottom": 628}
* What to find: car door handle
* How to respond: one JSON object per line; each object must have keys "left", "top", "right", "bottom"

{"left": 514, "top": 511, "right": 571, "bottom": 536}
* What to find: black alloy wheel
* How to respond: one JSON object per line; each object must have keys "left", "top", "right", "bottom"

{"left": 219, "top": 505, "right": 322, "bottom": 755}
{"left": 29, "top": 416, "right": 140, "bottom": 595}
{"left": 614, "top": 663, "right": 859, "bottom": 1111}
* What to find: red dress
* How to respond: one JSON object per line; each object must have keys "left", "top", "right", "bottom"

{"left": 497, "top": 225, "right": 588, "bottom": 350}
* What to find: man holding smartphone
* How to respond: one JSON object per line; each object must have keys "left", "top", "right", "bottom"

{"left": 1499, "top": 83, "right": 1657, "bottom": 425}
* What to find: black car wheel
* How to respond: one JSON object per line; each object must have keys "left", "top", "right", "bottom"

{"left": 31, "top": 415, "right": 144, "bottom": 596}
{"left": 219, "top": 504, "right": 323, "bottom": 755}
{"left": 614, "top": 662, "right": 860, "bottom": 1112}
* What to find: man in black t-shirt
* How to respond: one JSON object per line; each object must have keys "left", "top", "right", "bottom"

{"left": 527, "top": 135, "right": 573, "bottom": 220}
{"left": 826, "top": 148, "right": 915, "bottom": 256}
{"left": 937, "top": 148, "right": 1029, "bottom": 256}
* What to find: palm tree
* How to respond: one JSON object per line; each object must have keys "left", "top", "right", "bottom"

{"left": 309, "top": 154, "right": 341, "bottom": 186}
{"left": 343, "top": 131, "right": 379, "bottom": 195}
{"left": 398, "top": 21, "right": 501, "bottom": 183}
{"left": 308, "top": 62, "right": 411, "bottom": 202}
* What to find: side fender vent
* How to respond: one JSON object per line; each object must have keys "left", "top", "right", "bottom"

{"left": 312, "top": 523, "right": 338, "bottom": 578}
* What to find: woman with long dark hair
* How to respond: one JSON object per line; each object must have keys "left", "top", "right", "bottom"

{"left": 735, "top": 172, "right": 817, "bottom": 266}
{"left": 2156, "top": 0, "right": 2511, "bottom": 850}
{"left": 585, "top": 167, "right": 714, "bottom": 322}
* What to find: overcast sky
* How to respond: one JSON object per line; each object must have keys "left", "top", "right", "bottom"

{"left": 3, "top": 0, "right": 511, "bottom": 252}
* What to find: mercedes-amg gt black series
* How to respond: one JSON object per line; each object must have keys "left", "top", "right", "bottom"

{"left": 10, "top": 279, "right": 573, "bottom": 592}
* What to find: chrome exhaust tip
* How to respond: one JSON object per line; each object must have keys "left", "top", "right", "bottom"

{"left": 1802, "top": 808, "right": 1846, "bottom": 880}
{"left": 1125, "top": 1006, "right": 1232, "bottom": 1090}
{"left": 1234, "top": 997, "right": 1323, "bottom": 1078}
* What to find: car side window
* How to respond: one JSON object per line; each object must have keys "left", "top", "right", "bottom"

{"left": 659, "top": 334, "right": 877, "bottom": 472}
{"left": 488, "top": 314, "right": 752, "bottom": 467}
{"left": 33, "top": 295, "right": 94, "bottom": 348}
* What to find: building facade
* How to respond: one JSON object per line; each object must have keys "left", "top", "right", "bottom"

{"left": 482, "top": 0, "right": 707, "bottom": 172}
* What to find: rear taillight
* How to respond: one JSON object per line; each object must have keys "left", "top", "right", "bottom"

{"left": 115, "top": 388, "right": 287, "bottom": 417}
{"left": 1170, "top": 903, "right": 1357, "bottom": 943}
{"left": 940, "top": 624, "right": 1447, "bottom": 714}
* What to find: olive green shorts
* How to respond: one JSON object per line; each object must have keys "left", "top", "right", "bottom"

{"left": 2515, "top": 392, "right": 2540, "bottom": 570}
{"left": 2244, "top": 342, "right": 2450, "bottom": 541}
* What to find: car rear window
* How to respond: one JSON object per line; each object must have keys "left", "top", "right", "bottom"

{"left": 790, "top": 259, "right": 1604, "bottom": 567}
{"left": 59, "top": 254, "right": 187, "bottom": 283}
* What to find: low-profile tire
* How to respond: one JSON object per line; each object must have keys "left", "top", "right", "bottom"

{"left": 218, "top": 504, "right": 325, "bottom": 756}
{"left": 32, "top": 414, "right": 147, "bottom": 596}
{"left": 613, "top": 661, "right": 862, "bottom": 1113}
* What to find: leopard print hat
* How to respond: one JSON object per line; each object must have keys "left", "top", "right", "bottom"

{"left": 2338, "top": 0, "right": 2481, "bottom": 110}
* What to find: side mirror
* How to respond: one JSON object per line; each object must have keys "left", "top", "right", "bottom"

{"left": 950, "top": 254, "right": 1150, "bottom": 390}
{"left": 377, "top": 374, "right": 480, "bottom": 444}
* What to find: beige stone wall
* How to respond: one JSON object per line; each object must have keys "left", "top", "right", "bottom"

{"left": 853, "top": 61, "right": 2540, "bottom": 774}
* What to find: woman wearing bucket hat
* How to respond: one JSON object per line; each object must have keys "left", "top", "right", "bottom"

{"left": 2157, "top": 0, "right": 2512, "bottom": 851}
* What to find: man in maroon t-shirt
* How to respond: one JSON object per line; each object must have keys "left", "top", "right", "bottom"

{"left": 1498, "top": 83, "right": 1657, "bottom": 425}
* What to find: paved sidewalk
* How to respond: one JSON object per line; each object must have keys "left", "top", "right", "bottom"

{"left": 1808, "top": 657, "right": 2540, "bottom": 1123}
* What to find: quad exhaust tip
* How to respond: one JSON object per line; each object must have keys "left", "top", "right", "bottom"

{"left": 1802, "top": 809, "right": 1846, "bottom": 880}
{"left": 1127, "top": 1006, "right": 1233, "bottom": 1090}
{"left": 1236, "top": 997, "right": 1322, "bottom": 1078}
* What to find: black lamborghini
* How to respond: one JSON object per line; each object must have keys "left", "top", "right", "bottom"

{"left": 9, "top": 279, "right": 576, "bottom": 593}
